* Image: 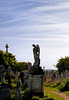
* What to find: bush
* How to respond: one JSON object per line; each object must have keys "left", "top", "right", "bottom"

{"left": 44, "top": 83, "right": 50, "bottom": 87}
{"left": 42, "top": 96, "right": 54, "bottom": 100}
{"left": 58, "top": 78, "right": 69, "bottom": 91}
{"left": 22, "top": 88, "right": 32, "bottom": 100}
{"left": 56, "top": 82, "right": 61, "bottom": 87}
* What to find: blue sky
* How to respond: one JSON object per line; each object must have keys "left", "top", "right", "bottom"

{"left": 0, "top": 0, "right": 69, "bottom": 69}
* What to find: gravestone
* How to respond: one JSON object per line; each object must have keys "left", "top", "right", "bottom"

{"left": 29, "top": 44, "right": 44, "bottom": 97}
{"left": 15, "top": 78, "right": 22, "bottom": 100}
{"left": 61, "top": 72, "right": 63, "bottom": 82}
{"left": 0, "top": 65, "right": 10, "bottom": 100}
{"left": 6, "top": 65, "right": 12, "bottom": 86}
{"left": 0, "top": 65, "right": 5, "bottom": 84}
{"left": 65, "top": 69, "right": 69, "bottom": 78}
{"left": 43, "top": 67, "right": 46, "bottom": 82}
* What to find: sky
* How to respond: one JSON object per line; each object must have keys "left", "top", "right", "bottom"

{"left": 0, "top": 0, "right": 69, "bottom": 69}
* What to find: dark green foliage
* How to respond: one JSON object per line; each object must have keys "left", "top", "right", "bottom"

{"left": 0, "top": 50, "right": 28, "bottom": 72}
{"left": 56, "top": 56, "right": 69, "bottom": 73}
{"left": 22, "top": 88, "right": 32, "bottom": 100}
{"left": 45, "top": 97, "right": 54, "bottom": 100}
{"left": 0, "top": 50, "right": 17, "bottom": 70}
{"left": 44, "top": 83, "right": 50, "bottom": 87}
{"left": 10, "top": 79, "right": 17, "bottom": 100}
{"left": 0, "top": 50, "right": 4, "bottom": 64}
{"left": 17, "top": 62, "right": 28, "bottom": 72}
{"left": 58, "top": 78, "right": 69, "bottom": 92}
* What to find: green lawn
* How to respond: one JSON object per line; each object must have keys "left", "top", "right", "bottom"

{"left": 44, "top": 86, "right": 69, "bottom": 97}
{"left": 43, "top": 90, "right": 64, "bottom": 100}
{"left": 63, "top": 91, "right": 69, "bottom": 96}
{"left": 0, "top": 79, "right": 69, "bottom": 100}
{"left": 44, "top": 86, "right": 59, "bottom": 92}
{"left": 32, "top": 89, "right": 64, "bottom": 100}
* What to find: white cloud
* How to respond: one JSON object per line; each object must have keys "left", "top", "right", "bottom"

{"left": 33, "top": 2, "right": 69, "bottom": 12}
{"left": 1, "top": 0, "right": 69, "bottom": 69}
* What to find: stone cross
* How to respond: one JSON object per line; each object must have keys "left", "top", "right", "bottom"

{"left": 5, "top": 44, "right": 9, "bottom": 53}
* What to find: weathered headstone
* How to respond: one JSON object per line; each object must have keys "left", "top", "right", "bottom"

{"left": 43, "top": 67, "right": 46, "bottom": 82}
{"left": 65, "top": 69, "right": 69, "bottom": 78}
{"left": 0, "top": 65, "right": 10, "bottom": 100}
{"left": 15, "top": 78, "right": 22, "bottom": 100}
{"left": 0, "top": 65, "right": 5, "bottom": 84}
{"left": 61, "top": 72, "right": 63, "bottom": 82}
{"left": 7, "top": 65, "right": 12, "bottom": 86}
{"left": 51, "top": 73, "right": 56, "bottom": 81}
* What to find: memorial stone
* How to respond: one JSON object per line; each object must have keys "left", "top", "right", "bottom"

{"left": 61, "top": 72, "right": 63, "bottom": 82}
{"left": 15, "top": 78, "right": 22, "bottom": 100}
{"left": 65, "top": 69, "right": 69, "bottom": 78}
{"left": 0, "top": 65, "right": 10, "bottom": 100}
{"left": 7, "top": 65, "right": 12, "bottom": 86}
{"left": 29, "top": 44, "right": 44, "bottom": 97}
{"left": 0, "top": 65, "right": 5, "bottom": 84}
{"left": 43, "top": 67, "right": 46, "bottom": 82}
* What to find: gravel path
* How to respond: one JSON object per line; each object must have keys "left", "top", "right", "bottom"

{"left": 45, "top": 90, "right": 69, "bottom": 100}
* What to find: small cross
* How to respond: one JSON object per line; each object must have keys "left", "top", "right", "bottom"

{"left": 5, "top": 44, "right": 9, "bottom": 53}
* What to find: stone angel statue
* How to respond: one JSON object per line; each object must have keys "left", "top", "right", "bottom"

{"left": 32, "top": 44, "right": 40, "bottom": 67}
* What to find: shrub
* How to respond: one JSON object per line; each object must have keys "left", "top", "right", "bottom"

{"left": 44, "top": 83, "right": 50, "bottom": 87}
{"left": 58, "top": 78, "right": 69, "bottom": 91}
{"left": 22, "top": 88, "right": 32, "bottom": 100}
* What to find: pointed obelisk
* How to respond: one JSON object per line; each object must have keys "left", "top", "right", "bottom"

{"left": 5, "top": 44, "right": 9, "bottom": 53}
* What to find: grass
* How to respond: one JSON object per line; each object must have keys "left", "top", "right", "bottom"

{"left": 0, "top": 78, "right": 69, "bottom": 100}
{"left": 63, "top": 91, "right": 69, "bottom": 96}
{"left": 43, "top": 90, "right": 64, "bottom": 100}
{"left": 44, "top": 86, "right": 59, "bottom": 92}
{"left": 32, "top": 88, "right": 64, "bottom": 100}
{"left": 32, "top": 90, "right": 64, "bottom": 100}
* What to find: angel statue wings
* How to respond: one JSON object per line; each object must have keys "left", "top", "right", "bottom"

{"left": 32, "top": 44, "right": 40, "bottom": 67}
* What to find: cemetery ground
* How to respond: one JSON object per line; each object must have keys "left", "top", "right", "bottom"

{"left": 0, "top": 76, "right": 68, "bottom": 100}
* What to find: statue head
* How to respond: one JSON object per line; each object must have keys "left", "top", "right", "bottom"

{"left": 32, "top": 44, "right": 35, "bottom": 47}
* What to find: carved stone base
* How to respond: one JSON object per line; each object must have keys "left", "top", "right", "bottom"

{"left": 29, "top": 74, "right": 44, "bottom": 98}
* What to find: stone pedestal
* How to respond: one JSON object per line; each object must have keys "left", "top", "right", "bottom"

{"left": 29, "top": 66, "right": 44, "bottom": 97}
{"left": 29, "top": 75, "right": 44, "bottom": 97}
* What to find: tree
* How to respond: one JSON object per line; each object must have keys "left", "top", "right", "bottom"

{"left": 16, "top": 62, "right": 28, "bottom": 72}
{"left": 0, "top": 50, "right": 28, "bottom": 72}
{"left": 56, "top": 56, "right": 69, "bottom": 73}
{"left": 0, "top": 50, "right": 17, "bottom": 70}
{"left": 0, "top": 50, "right": 4, "bottom": 64}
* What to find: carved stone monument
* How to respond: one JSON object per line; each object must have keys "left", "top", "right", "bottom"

{"left": 15, "top": 78, "right": 22, "bottom": 100}
{"left": 0, "top": 65, "right": 10, "bottom": 100}
{"left": 29, "top": 44, "right": 44, "bottom": 97}
{"left": 5, "top": 44, "right": 9, "bottom": 53}
{"left": 6, "top": 65, "right": 12, "bottom": 86}
{"left": 0, "top": 65, "right": 5, "bottom": 84}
